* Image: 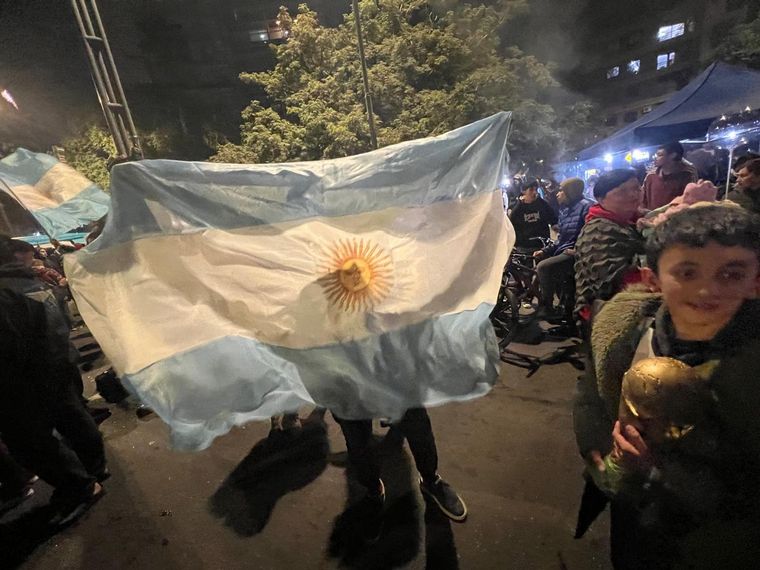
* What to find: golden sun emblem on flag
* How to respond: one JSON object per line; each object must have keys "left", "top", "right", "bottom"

{"left": 318, "top": 238, "right": 393, "bottom": 312}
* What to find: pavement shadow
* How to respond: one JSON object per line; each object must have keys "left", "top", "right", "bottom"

{"left": 0, "top": 503, "right": 57, "bottom": 568}
{"left": 423, "top": 500, "right": 459, "bottom": 570}
{"left": 327, "top": 431, "right": 422, "bottom": 569}
{"left": 209, "top": 409, "right": 329, "bottom": 536}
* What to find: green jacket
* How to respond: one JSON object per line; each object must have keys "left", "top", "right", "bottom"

{"left": 573, "top": 288, "right": 660, "bottom": 456}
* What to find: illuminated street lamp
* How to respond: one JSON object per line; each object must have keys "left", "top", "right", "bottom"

{"left": 1, "top": 89, "right": 18, "bottom": 110}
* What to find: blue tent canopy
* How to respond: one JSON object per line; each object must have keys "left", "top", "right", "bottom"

{"left": 577, "top": 62, "right": 760, "bottom": 161}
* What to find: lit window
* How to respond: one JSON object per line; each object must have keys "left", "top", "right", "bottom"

{"left": 249, "top": 29, "right": 269, "bottom": 42}
{"left": 657, "top": 23, "right": 685, "bottom": 42}
{"left": 656, "top": 52, "right": 676, "bottom": 70}
{"left": 607, "top": 66, "right": 620, "bottom": 79}
{"left": 627, "top": 60, "right": 641, "bottom": 74}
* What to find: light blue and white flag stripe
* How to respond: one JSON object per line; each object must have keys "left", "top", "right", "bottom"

{"left": 0, "top": 148, "right": 110, "bottom": 238}
{"left": 67, "top": 112, "right": 515, "bottom": 450}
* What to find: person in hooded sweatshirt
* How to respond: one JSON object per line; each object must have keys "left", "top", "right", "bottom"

{"left": 574, "top": 169, "right": 646, "bottom": 323}
{"left": 509, "top": 178, "right": 558, "bottom": 250}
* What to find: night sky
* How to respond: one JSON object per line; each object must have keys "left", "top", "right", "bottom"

{"left": 0, "top": 0, "right": 99, "bottom": 150}
{"left": 0, "top": 0, "right": 589, "bottom": 153}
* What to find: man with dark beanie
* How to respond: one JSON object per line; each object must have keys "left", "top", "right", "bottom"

{"left": 534, "top": 178, "right": 592, "bottom": 317}
{"left": 574, "top": 170, "right": 645, "bottom": 322}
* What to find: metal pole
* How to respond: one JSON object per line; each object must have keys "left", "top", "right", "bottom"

{"left": 352, "top": 0, "right": 378, "bottom": 149}
{"left": 70, "top": 0, "right": 129, "bottom": 157}
{"left": 70, "top": 0, "right": 143, "bottom": 160}
{"left": 89, "top": 0, "right": 143, "bottom": 158}
{"left": 726, "top": 146, "right": 735, "bottom": 199}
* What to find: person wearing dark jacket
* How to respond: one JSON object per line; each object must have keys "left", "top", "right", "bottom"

{"left": 574, "top": 169, "right": 645, "bottom": 321}
{"left": 509, "top": 179, "right": 558, "bottom": 249}
{"left": 727, "top": 157, "right": 760, "bottom": 215}
{"left": 534, "top": 178, "right": 592, "bottom": 316}
{"left": 0, "top": 235, "right": 107, "bottom": 526}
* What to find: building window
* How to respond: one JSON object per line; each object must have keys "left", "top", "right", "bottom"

{"left": 624, "top": 111, "right": 639, "bottom": 123}
{"left": 657, "top": 23, "right": 685, "bottom": 42}
{"left": 627, "top": 60, "right": 641, "bottom": 75}
{"left": 248, "top": 19, "right": 287, "bottom": 44}
{"left": 607, "top": 66, "right": 620, "bottom": 79}
{"left": 605, "top": 115, "right": 618, "bottom": 127}
{"left": 249, "top": 29, "right": 269, "bottom": 43}
{"left": 656, "top": 52, "right": 676, "bottom": 70}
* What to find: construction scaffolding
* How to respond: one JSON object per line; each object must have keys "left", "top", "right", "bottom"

{"left": 70, "top": 0, "right": 143, "bottom": 160}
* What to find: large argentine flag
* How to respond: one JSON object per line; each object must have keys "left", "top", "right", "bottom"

{"left": 67, "top": 112, "right": 515, "bottom": 450}
{"left": 0, "top": 148, "right": 110, "bottom": 237}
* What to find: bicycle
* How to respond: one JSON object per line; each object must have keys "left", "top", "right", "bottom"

{"left": 490, "top": 237, "right": 584, "bottom": 374}
{"left": 490, "top": 237, "right": 550, "bottom": 345}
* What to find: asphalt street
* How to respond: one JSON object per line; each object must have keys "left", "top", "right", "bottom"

{"left": 2, "top": 333, "right": 612, "bottom": 570}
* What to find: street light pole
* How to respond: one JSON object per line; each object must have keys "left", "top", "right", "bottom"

{"left": 351, "top": 0, "right": 378, "bottom": 149}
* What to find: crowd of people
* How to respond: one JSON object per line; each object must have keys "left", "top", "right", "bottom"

{"left": 504, "top": 143, "right": 760, "bottom": 568}
{"left": 2, "top": 142, "right": 760, "bottom": 568}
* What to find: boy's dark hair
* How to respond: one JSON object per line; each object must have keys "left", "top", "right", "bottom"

{"left": 646, "top": 204, "right": 760, "bottom": 272}
{"left": 659, "top": 141, "right": 685, "bottom": 161}
{"left": 593, "top": 169, "right": 637, "bottom": 201}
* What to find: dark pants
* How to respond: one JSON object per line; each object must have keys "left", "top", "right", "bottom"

{"left": 336, "top": 408, "right": 439, "bottom": 492}
{"left": 0, "top": 380, "right": 105, "bottom": 505}
{"left": 536, "top": 252, "right": 575, "bottom": 308}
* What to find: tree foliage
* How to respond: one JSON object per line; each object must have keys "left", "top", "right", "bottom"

{"left": 211, "top": 0, "right": 593, "bottom": 167}
{"left": 62, "top": 125, "right": 116, "bottom": 189}
{"left": 62, "top": 125, "right": 173, "bottom": 189}
{"left": 718, "top": 12, "right": 760, "bottom": 69}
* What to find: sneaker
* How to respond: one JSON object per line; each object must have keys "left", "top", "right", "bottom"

{"left": 0, "top": 487, "right": 34, "bottom": 515}
{"left": 420, "top": 475, "right": 467, "bottom": 522}
{"left": 50, "top": 483, "right": 105, "bottom": 528}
